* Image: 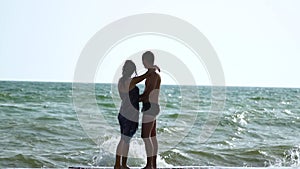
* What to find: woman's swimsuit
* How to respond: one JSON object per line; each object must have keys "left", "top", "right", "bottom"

{"left": 118, "top": 86, "right": 139, "bottom": 141}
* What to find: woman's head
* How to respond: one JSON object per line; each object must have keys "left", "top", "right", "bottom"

{"left": 122, "top": 60, "right": 137, "bottom": 78}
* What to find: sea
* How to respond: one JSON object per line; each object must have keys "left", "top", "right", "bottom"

{"left": 0, "top": 81, "right": 299, "bottom": 168}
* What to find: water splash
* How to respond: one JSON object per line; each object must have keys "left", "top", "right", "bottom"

{"left": 91, "top": 135, "right": 172, "bottom": 167}
{"left": 283, "top": 146, "right": 300, "bottom": 167}
{"left": 267, "top": 145, "right": 300, "bottom": 167}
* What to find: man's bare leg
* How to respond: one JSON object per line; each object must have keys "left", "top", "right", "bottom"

{"left": 142, "top": 115, "right": 155, "bottom": 169}
{"left": 151, "top": 120, "right": 158, "bottom": 169}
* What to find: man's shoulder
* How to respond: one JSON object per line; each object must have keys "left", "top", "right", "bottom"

{"left": 156, "top": 72, "right": 161, "bottom": 81}
{"left": 153, "top": 72, "right": 161, "bottom": 84}
{"left": 150, "top": 72, "right": 161, "bottom": 79}
{"left": 146, "top": 72, "right": 160, "bottom": 82}
{"left": 155, "top": 72, "right": 161, "bottom": 77}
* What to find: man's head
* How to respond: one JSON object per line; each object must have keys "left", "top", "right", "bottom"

{"left": 142, "top": 51, "right": 154, "bottom": 68}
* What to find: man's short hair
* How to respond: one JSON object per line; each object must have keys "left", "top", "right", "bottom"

{"left": 142, "top": 51, "right": 154, "bottom": 65}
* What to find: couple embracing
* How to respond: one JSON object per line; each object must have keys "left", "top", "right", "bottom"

{"left": 114, "top": 51, "right": 161, "bottom": 169}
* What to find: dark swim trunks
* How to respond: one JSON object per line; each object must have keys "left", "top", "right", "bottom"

{"left": 142, "top": 102, "right": 160, "bottom": 116}
{"left": 118, "top": 113, "right": 138, "bottom": 138}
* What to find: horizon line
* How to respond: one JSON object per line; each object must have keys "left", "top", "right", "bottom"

{"left": 0, "top": 79, "right": 299, "bottom": 89}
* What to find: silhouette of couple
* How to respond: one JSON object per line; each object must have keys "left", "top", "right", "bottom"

{"left": 115, "top": 51, "right": 161, "bottom": 169}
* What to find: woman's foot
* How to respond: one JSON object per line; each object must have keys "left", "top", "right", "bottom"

{"left": 121, "top": 165, "right": 130, "bottom": 169}
{"left": 114, "top": 165, "right": 121, "bottom": 169}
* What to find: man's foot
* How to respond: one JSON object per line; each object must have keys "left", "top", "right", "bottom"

{"left": 141, "top": 165, "right": 152, "bottom": 169}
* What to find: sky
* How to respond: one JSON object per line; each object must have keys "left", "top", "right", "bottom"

{"left": 0, "top": 0, "right": 300, "bottom": 87}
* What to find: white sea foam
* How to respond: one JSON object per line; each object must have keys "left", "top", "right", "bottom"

{"left": 93, "top": 135, "right": 173, "bottom": 167}
{"left": 267, "top": 145, "right": 300, "bottom": 167}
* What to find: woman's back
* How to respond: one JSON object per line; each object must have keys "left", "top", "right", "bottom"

{"left": 118, "top": 78, "right": 140, "bottom": 123}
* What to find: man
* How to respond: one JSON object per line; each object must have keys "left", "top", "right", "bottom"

{"left": 140, "top": 51, "right": 161, "bottom": 169}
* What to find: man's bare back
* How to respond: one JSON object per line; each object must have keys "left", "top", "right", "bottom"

{"left": 140, "top": 72, "right": 161, "bottom": 104}
{"left": 140, "top": 51, "right": 160, "bottom": 169}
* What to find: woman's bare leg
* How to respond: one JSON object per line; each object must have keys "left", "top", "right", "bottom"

{"left": 122, "top": 142, "right": 130, "bottom": 168}
{"left": 115, "top": 139, "right": 124, "bottom": 169}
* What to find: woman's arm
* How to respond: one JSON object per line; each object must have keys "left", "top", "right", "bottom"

{"left": 129, "top": 69, "right": 155, "bottom": 87}
{"left": 129, "top": 65, "right": 160, "bottom": 89}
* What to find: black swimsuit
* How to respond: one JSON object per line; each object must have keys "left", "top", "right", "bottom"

{"left": 118, "top": 86, "right": 139, "bottom": 138}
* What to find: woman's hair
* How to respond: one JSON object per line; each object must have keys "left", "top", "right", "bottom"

{"left": 122, "top": 60, "right": 137, "bottom": 77}
{"left": 120, "top": 60, "right": 137, "bottom": 86}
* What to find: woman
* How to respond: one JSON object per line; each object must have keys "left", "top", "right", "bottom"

{"left": 114, "top": 60, "right": 159, "bottom": 169}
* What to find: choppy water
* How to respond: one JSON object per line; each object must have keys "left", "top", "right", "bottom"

{"left": 0, "top": 81, "right": 299, "bottom": 168}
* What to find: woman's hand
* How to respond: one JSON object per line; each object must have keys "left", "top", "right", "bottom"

{"left": 146, "top": 68, "right": 156, "bottom": 74}
{"left": 143, "top": 65, "right": 160, "bottom": 79}
{"left": 146, "top": 65, "right": 160, "bottom": 74}
{"left": 153, "top": 65, "right": 160, "bottom": 72}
